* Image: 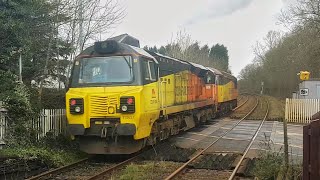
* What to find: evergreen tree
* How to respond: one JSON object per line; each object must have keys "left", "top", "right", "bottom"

{"left": 209, "top": 44, "right": 229, "bottom": 71}
{"left": 158, "top": 46, "right": 166, "bottom": 55}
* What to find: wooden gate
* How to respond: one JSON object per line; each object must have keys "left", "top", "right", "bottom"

{"left": 303, "top": 119, "right": 320, "bottom": 180}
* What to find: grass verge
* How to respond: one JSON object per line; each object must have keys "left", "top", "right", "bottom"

{"left": 253, "top": 140, "right": 302, "bottom": 180}
{"left": 114, "top": 161, "right": 181, "bottom": 180}
{"left": 0, "top": 133, "right": 87, "bottom": 170}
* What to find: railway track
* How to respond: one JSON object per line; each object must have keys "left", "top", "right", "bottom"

{"left": 27, "top": 95, "right": 266, "bottom": 180}
{"left": 26, "top": 155, "right": 139, "bottom": 180}
{"left": 233, "top": 95, "right": 249, "bottom": 111}
{"left": 164, "top": 95, "right": 270, "bottom": 180}
{"left": 230, "top": 95, "right": 258, "bottom": 119}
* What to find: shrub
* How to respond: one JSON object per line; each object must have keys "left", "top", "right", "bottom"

{"left": 253, "top": 139, "right": 302, "bottom": 180}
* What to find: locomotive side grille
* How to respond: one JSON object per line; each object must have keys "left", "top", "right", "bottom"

{"left": 90, "top": 96, "right": 118, "bottom": 117}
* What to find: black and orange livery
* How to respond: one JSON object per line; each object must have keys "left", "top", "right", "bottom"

{"left": 66, "top": 35, "right": 237, "bottom": 154}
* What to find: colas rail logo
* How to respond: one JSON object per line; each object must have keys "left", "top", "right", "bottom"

{"left": 152, "top": 89, "right": 156, "bottom": 98}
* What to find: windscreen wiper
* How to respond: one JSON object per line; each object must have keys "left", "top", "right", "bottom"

{"left": 123, "top": 56, "right": 132, "bottom": 73}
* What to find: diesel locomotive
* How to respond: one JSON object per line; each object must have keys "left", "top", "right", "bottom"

{"left": 66, "top": 34, "right": 238, "bottom": 154}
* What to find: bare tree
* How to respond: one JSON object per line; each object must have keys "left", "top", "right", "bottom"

{"left": 58, "top": 0, "right": 125, "bottom": 86}
{"left": 279, "top": 0, "right": 320, "bottom": 30}
{"left": 60, "top": 0, "right": 125, "bottom": 53}
{"left": 38, "top": 0, "right": 125, "bottom": 99}
{"left": 253, "top": 30, "right": 283, "bottom": 64}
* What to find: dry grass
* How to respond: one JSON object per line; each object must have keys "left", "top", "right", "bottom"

{"left": 265, "top": 95, "right": 285, "bottom": 120}
{"left": 112, "top": 161, "right": 182, "bottom": 180}
{"left": 231, "top": 95, "right": 285, "bottom": 121}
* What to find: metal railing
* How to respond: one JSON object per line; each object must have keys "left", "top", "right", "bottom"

{"left": 0, "top": 109, "right": 67, "bottom": 144}
{"left": 0, "top": 111, "right": 8, "bottom": 146}
{"left": 35, "top": 109, "right": 67, "bottom": 138}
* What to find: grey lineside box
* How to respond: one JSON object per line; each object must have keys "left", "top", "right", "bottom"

{"left": 295, "top": 80, "right": 320, "bottom": 99}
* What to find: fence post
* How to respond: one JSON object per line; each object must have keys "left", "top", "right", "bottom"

{"left": 303, "top": 124, "right": 310, "bottom": 180}
{"left": 283, "top": 118, "right": 289, "bottom": 173}
{"left": 309, "top": 120, "right": 320, "bottom": 179}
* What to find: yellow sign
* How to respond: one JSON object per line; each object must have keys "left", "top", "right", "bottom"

{"left": 300, "top": 71, "right": 310, "bottom": 81}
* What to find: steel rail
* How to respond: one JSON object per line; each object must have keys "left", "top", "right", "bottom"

{"left": 228, "top": 97, "right": 269, "bottom": 180}
{"left": 233, "top": 95, "right": 249, "bottom": 111}
{"left": 237, "top": 96, "right": 244, "bottom": 103}
{"left": 164, "top": 95, "right": 259, "bottom": 180}
{"left": 26, "top": 158, "right": 89, "bottom": 180}
{"left": 86, "top": 154, "right": 139, "bottom": 180}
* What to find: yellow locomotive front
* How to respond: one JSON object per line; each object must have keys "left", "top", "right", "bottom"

{"left": 66, "top": 39, "right": 160, "bottom": 154}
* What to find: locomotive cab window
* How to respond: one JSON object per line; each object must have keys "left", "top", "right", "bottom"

{"left": 73, "top": 56, "right": 133, "bottom": 86}
{"left": 143, "top": 59, "right": 157, "bottom": 83}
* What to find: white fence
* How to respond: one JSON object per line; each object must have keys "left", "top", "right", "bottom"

{"left": 35, "top": 109, "right": 67, "bottom": 138}
{"left": 0, "top": 112, "right": 7, "bottom": 145}
{"left": 285, "top": 98, "right": 320, "bottom": 124}
{"left": 0, "top": 109, "right": 67, "bottom": 144}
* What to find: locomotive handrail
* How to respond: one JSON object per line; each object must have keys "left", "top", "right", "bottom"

{"left": 160, "top": 80, "right": 167, "bottom": 109}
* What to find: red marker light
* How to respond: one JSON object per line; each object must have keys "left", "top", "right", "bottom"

{"left": 127, "top": 98, "right": 133, "bottom": 104}
{"left": 70, "top": 99, "right": 76, "bottom": 105}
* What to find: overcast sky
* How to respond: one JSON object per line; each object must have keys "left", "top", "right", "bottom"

{"left": 112, "top": 0, "right": 295, "bottom": 76}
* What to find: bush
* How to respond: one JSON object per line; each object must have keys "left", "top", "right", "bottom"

{"left": 0, "top": 146, "right": 85, "bottom": 167}
{"left": 39, "top": 132, "right": 80, "bottom": 151}
{"left": 0, "top": 70, "right": 39, "bottom": 146}
{"left": 40, "top": 88, "right": 66, "bottom": 109}
{"left": 253, "top": 150, "right": 284, "bottom": 179}
{"left": 253, "top": 140, "right": 302, "bottom": 180}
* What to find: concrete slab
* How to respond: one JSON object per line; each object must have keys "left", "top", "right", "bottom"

{"left": 171, "top": 117, "right": 304, "bottom": 159}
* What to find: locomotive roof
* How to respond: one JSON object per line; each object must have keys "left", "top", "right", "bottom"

{"left": 129, "top": 45, "right": 156, "bottom": 60}
{"left": 207, "top": 67, "right": 237, "bottom": 80}
{"left": 153, "top": 52, "right": 189, "bottom": 65}
{"left": 80, "top": 40, "right": 237, "bottom": 81}
{"left": 109, "top": 34, "right": 140, "bottom": 47}
{"left": 207, "top": 67, "right": 222, "bottom": 75}
{"left": 221, "top": 71, "right": 237, "bottom": 81}
{"left": 80, "top": 41, "right": 155, "bottom": 60}
{"left": 189, "top": 62, "right": 208, "bottom": 71}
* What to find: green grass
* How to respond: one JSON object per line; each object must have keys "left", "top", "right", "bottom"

{"left": 0, "top": 146, "right": 86, "bottom": 167}
{"left": 117, "top": 161, "right": 180, "bottom": 180}
{"left": 265, "top": 95, "right": 285, "bottom": 120}
{"left": 119, "top": 163, "right": 155, "bottom": 180}
{"left": 253, "top": 140, "right": 302, "bottom": 180}
{"left": 1, "top": 133, "right": 87, "bottom": 168}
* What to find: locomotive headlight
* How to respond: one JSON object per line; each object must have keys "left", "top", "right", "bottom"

{"left": 120, "top": 96, "right": 135, "bottom": 113}
{"left": 69, "top": 98, "right": 84, "bottom": 114}
{"left": 121, "top": 105, "right": 128, "bottom": 112}
{"left": 75, "top": 106, "right": 81, "bottom": 113}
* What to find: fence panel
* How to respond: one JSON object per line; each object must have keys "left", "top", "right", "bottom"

{"left": 285, "top": 98, "right": 320, "bottom": 124}
{"left": 1, "top": 109, "right": 67, "bottom": 144}
{"left": 0, "top": 112, "right": 7, "bottom": 146}
{"left": 36, "top": 109, "right": 67, "bottom": 138}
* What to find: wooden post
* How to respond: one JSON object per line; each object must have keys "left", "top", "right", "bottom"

{"left": 303, "top": 124, "right": 310, "bottom": 180}
{"left": 310, "top": 120, "right": 320, "bottom": 179}
{"left": 283, "top": 118, "right": 289, "bottom": 174}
